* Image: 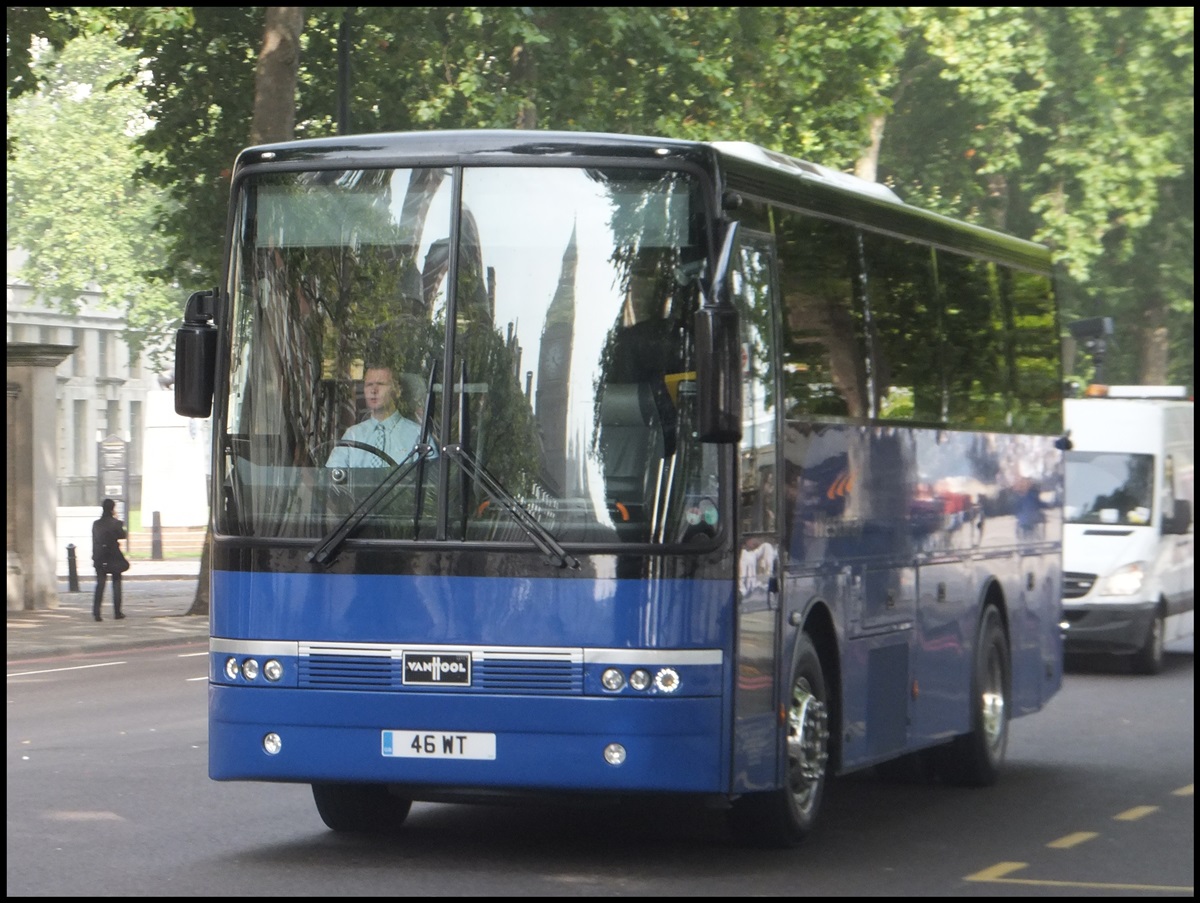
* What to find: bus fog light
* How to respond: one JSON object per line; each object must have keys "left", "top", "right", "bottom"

{"left": 263, "top": 659, "right": 283, "bottom": 682}
{"left": 654, "top": 668, "right": 680, "bottom": 693}
{"left": 262, "top": 733, "right": 282, "bottom": 755}
{"left": 601, "top": 668, "right": 626, "bottom": 691}
{"left": 241, "top": 659, "right": 260, "bottom": 681}
{"left": 603, "top": 743, "right": 626, "bottom": 765}
{"left": 629, "top": 669, "right": 652, "bottom": 691}
{"left": 224, "top": 657, "right": 240, "bottom": 680}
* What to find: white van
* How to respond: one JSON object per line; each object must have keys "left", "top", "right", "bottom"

{"left": 1061, "top": 386, "right": 1194, "bottom": 673}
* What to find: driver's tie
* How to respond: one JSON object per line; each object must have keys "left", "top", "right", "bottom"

{"left": 375, "top": 422, "right": 387, "bottom": 462}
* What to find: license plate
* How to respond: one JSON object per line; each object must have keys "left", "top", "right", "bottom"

{"left": 382, "top": 730, "right": 496, "bottom": 760}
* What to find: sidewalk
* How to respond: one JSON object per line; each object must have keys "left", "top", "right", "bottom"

{"left": 7, "top": 558, "right": 208, "bottom": 662}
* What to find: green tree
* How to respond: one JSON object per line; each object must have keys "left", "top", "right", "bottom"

{"left": 6, "top": 30, "right": 178, "bottom": 364}
{"left": 11, "top": 7, "right": 1191, "bottom": 389}
{"left": 880, "top": 7, "right": 1193, "bottom": 389}
{"left": 125, "top": 7, "right": 907, "bottom": 290}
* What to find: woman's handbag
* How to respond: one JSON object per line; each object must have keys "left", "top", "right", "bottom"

{"left": 112, "top": 548, "right": 131, "bottom": 574}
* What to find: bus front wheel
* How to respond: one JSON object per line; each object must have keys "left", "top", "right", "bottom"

{"left": 312, "top": 782, "right": 412, "bottom": 833}
{"left": 727, "top": 633, "right": 830, "bottom": 848}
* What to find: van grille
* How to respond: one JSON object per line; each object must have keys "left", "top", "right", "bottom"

{"left": 1062, "top": 572, "right": 1096, "bottom": 599}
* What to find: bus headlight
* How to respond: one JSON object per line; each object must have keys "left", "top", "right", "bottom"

{"left": 263, "top": 733, "right": 282, "bottom": 755}
{"left": 224, "top": 657, "right": 240, "bottom": 680}
{"left": 603, "top": 743, "right": 626, "bottom": 765}
{"left": 628, "top": 669, "right": 652, "bottom": 691}
{"left": 601, "top": 668, "right": 626, "bottom": 691}
{"left": 654, "top": 668, "right": 681, "bottom": 693}
{"left": 241, "top": 659, "right": 260, "bottom": 681}
{"left": 263, "top": 659, "right": 283, "bottom": 682}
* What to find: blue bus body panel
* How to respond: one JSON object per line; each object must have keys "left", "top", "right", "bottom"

{"left": 209, "top": 688, "right": 725, "bottom": 791}
{"left": 209, "top": 569, "right": 736, "bottom": 793}
{"left": 776, "top": 426, "right": 1064, "bottom": 773}
{"left": 211, "top": 570, "right": 730, "bottom": 648}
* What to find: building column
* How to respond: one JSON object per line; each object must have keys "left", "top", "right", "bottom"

{"left": 7, "top": 342, "right": 75, "bottom": 610}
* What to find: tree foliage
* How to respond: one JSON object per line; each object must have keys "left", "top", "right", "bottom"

{"left": 881, "top": 7, "right": 1193, "bottom": 386}
{"left": 6, "top": 6, "right": 1193, "bottom": 389}
{"left": 6, "top": 30, "right": 178, "bottom": 363}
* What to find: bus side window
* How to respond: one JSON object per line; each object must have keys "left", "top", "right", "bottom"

{"left": 775, "top": 212, "right": 868, "bottom": 420}
{"left": 860, "top": 233, "right": 944, "bottom": 425}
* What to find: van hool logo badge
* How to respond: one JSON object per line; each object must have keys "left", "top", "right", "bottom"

{"left": 402, "top": 651, "right": 471, "bottom": 685}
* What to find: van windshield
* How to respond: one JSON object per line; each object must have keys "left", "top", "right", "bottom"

{"left": 1064, "top": 451, "right": 1154, "bottom": 526}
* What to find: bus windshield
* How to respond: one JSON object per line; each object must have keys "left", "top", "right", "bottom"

{"left": 222, "top": 165, "right": 716, "bottom": 547}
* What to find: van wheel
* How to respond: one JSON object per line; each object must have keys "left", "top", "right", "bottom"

{"left": 1130, "top": 611, "right": 1165, "bottom": 675}
{"left": 727, "top": 633, "right": 830, "bottom": 847}
{"left": 312, "top": 783, "right": 412, "bottom": 833}
{"left": 935, "top": 606, "right": 1009, "bottom": 786}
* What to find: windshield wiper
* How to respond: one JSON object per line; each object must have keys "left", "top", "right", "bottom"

{"left": 307, "top": 444, "right": 435, "bottom": 568}
{"left": 447, "top": 358, "right": 576, "bottom": 569}
{"left": 443, "top": 441, "right": 579, "bottom": 570}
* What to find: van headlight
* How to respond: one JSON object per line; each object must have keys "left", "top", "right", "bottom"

{"left": 1097, "top": 562, "right": 1145, "bottom": 597}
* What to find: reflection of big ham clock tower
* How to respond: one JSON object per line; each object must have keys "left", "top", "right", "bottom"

{"left": 535, "top": 226, "right": 578, "bottom": 496}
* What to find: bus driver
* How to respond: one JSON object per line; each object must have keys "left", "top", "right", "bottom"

{"left": 325, "top": 365, "right": 422, "bottom": 468}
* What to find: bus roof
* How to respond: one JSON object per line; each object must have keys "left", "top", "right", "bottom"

{"left": 234, "top": 129, "right": 1052, "bottom": 272}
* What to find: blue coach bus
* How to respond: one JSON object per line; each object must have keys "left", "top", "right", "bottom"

{"left": 175, "top": 130, "right": 1065, "bottom": 847}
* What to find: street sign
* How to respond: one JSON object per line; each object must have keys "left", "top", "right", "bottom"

{"left": 97, "top": 435, "right": 129, "bottom": 521}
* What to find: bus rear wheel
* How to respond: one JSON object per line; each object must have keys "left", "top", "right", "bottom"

{"left": 935, "top": 605, "right": 1009, "bottom": 786}
{"left": 727, "top": 633, "right": 830, "bottom": 848}
{"left": 312, "top": 782, "right": 413, "bottom": 833}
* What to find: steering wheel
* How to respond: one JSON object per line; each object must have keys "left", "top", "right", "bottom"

{"left": 321, "top": 440, "right": 399, "bottom": 485}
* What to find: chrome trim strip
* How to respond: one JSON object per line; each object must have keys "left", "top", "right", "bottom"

{"left": 213, "top": 639, "right": 722, "bottom": 666}
{"left": 211, "top": 639, "right": 298, "bottom": 656}
{"left": 584, "top": 648, "right": 723, "bottom": 665}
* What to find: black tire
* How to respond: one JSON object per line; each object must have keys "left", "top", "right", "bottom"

{"left": 874, "top": 748, "right": 938, "bottom": 785}
{"left": 312, "top": 782, "right": 413, "bottom": 833}
{"left": 1130, "top": 610, "right": 1165, "bottom": 675}
{"left": 935, "top": 605, "right": 1009, "bottom": 786}
{"left": 727, "top": 633, "right": 830, "bottom": 848}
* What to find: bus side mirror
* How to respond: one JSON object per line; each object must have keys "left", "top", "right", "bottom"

{"left": 696, "top": 222, "right": 742, "bottom": 443}
{"left": 175, "top": 288, "right": 218, "bottom": 418}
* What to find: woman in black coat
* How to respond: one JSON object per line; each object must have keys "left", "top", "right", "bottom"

{"left": 91, "top": 498, "right": 128, "bottom": 621}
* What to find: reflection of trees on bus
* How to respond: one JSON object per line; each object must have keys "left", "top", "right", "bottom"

{"left": 450, "top": 205, "right": 542, "bottom": 520}
{"left": 594, "top": 245, "right": 695, "bottom": 538}
{"left": 246, "top": 168, "right": 452, "bottom": 472}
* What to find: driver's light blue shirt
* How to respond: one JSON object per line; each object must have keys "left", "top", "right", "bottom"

{"left": 325, "top": 412, "right": 422, "bottom": 468}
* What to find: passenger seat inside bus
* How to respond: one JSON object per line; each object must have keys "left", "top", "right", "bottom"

{"left": 599, "top": 382, "right": 666, "bottom": 520}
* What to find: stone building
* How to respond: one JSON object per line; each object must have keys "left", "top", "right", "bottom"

{"left": 7, "top": 252, "right": 156, "bottom": 508}
{"left": 7, "top": 252, "right": 169, "bottom": 609}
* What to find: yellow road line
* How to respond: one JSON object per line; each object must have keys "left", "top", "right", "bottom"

{"left": 1172, "top": 784, "right": 1193, "bottom": 797}
{"left": 1114, "top": 805, "right": 1159, "bottom": 821}
{"left": 965, "top": 861, "right": 1192, "bottom": 893}
{"left": 1047, "top": 831, "right": 1097, "bottom": 849}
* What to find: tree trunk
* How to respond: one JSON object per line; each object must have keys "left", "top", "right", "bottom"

{"left": 192, "top": 8, "right": 304, "bottom": 617}
{"left": 511, "top": 40, "right": 537, "bottom": 130}
{"left": 250, "top": 7, "right": 304, "bottom": 146}
{"left": 1139, "top": 291, "right": 1171, "bottom": 385}
{"left": 854, "top": 112, "right": 886, "bottom": 183}
{"left": 186, "top": 529, "right": 211, "bottom": 616}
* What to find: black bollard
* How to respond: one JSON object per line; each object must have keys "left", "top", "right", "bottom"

{"left": 152, "top": 510, "right": 163, "bottom": 560}
{"left": 67, "top": 543, "right": 80, "bottom": 592}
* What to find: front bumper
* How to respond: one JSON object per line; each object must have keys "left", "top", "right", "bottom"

{"left": 1060, "top": 601, "right": 1156, "bottom": 655}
